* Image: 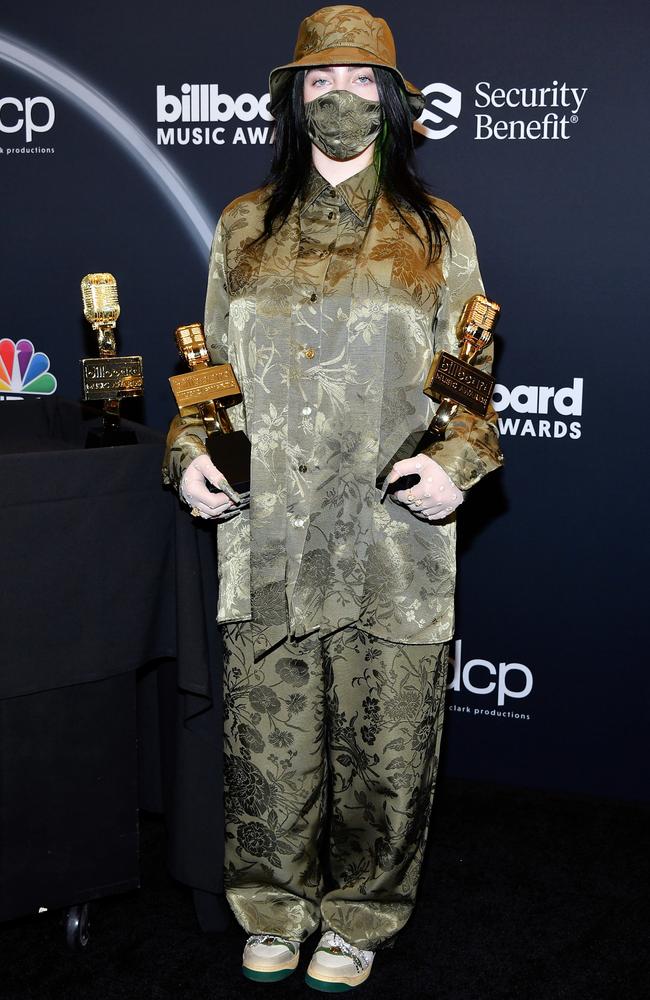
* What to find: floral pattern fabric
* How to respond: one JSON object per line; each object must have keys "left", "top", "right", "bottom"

{"left": 221, "top": 618, "right": 448, "bottom": 951}
{"left": 162, "top": 160, "right": 503, "bottom": 660}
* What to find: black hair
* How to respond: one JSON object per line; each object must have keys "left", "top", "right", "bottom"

{"left": 257, "top": 66, "right": 450, "bottom": 263}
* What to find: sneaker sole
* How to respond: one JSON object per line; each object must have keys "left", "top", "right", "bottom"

{"left": 243, "top": 966, "right": 297, "bottom": 982}
{"left": 305, "top": 969, "right": 370, "bottom": 992}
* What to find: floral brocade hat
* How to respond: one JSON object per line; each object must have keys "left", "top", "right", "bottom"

{"left": 268, "top": 5, "right": 425, "bottom": 119}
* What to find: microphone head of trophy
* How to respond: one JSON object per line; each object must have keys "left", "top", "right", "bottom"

{"left": 174, "top": 322, "right": 210, "bottom": 369}
{"left": 457, "top": 294, "right": 500, "bottom": 362}
{"left": 81, "top": 272, "right": 120, "bottom": 331}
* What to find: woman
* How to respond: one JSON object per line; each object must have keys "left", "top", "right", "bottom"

{"left": 163, "top": 4, "right": 503, "bottom": 991}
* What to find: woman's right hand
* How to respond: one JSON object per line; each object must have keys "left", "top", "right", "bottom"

{"left": 179, "top": 454, "right": 240, "bottom": 520}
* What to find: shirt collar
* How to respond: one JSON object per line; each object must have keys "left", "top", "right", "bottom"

{"left": 300, "top": 160, "right": 380, "bottom": 225}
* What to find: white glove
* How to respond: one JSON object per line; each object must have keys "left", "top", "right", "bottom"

{"left": 179, "top": 454, "right": 240, "bottom": 520}
{"left": 383, "top": 454, "right": 463, "bottom": 521}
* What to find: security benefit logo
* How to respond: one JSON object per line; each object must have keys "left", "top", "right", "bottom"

{"left": 416, "top": 81, "right": 588, "bottom": 141}
{"left": 156, "top": 84, "right": 273, "bottom": 147}
{"left": 493, "top": 377, "right": 583, "bottom": 440}
{"left": 0, "top": 95, "right": 55, "bottom": 156}
{"left": 447, "top": 639, "right": 533, "bottom": 722}
{"left": 0, "top": 338, "right": 57, "bottom": 399}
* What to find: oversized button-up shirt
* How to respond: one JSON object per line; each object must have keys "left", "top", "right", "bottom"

{"left": 163, "top": 160, "right": 503, "bottom": 661}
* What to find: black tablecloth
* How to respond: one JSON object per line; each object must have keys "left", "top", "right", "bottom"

{"left": 0, "top": 396, "right": 227, "bottom": 924}
{"left": 159, "top": 505, "right": 226, "bottom": 903}
{"left": 0, "top": 397, "right": 176, "bottom": 699}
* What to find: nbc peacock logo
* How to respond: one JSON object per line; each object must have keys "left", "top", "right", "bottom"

{"left": 0, "top": 338, "right": 57, "bottom": 398}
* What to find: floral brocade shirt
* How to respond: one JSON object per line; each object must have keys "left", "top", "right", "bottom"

{"left": 163, "top": 160, "right": 503, "bottom": 660}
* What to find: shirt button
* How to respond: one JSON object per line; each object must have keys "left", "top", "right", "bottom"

{"left": 310, "top": 292, "right": 317, "bottom": 302}
{"left": 327, "top": 187, "right": 336, "bottom": 196}
{"left": 293, "top": 516, "right": 305, "bottom": 528}
{"left": 304, "top": 347, "right": 315, "bottom": 359}
{"left": 298, "top": 464, "right": 308, "bottom": 473}
{"left": 302, "top": 405, "right": 312, "bottom": 416}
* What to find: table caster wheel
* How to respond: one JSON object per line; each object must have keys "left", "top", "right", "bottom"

{"left": 65, "top": 903, "right": 90, "bottom": 951}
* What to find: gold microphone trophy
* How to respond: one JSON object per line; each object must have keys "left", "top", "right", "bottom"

{"left": 378, "top": 293, "right": 500, "bottom": 491}
{"left": 169, "top": 323, "right": 251, "bottom": 498}
{"left": 80, "top": 273, "right": 144, "bottom": 447}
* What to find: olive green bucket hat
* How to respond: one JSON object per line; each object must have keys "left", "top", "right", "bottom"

{"left": 268, "top": 5, "right": 425, "bottom": 119}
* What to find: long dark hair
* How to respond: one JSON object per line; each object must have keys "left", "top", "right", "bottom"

{"left": 258, "top": 67, "right": 450, "bottom": 263}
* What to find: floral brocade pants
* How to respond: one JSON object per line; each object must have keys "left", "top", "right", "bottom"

{"left": 221, "top": 620, "right": 448, "bottom": 951}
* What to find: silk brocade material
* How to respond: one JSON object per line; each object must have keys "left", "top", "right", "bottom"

{"left": 162, "top": 160, "right": 503, "bottom": 660}
{"left": 220, "top": 620, "right": 449, "bottom": 950}
{"left": 304, "top": 89, "right": 384, "bottom": 159}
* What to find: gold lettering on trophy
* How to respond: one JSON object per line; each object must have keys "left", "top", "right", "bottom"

{"left": 81, "top": 355, "right": 144, "bottom": 400}
{"left": 169, "top": 365, "right": 241, "bottom": 408}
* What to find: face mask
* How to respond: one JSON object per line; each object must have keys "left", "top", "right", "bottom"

{"left": 304, "top": 89, "right": 384, "bottom": 160}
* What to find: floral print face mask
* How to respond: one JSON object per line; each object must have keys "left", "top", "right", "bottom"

{"left": 304, "top": 89, "right": 384, "bottom": 160}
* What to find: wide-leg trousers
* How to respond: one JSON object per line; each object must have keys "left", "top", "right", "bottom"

{"left": 221, "top": 620, "right": 448, "bottom": 951}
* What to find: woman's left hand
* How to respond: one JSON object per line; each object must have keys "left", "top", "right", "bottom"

{"left": 384, "top": 454, "right": 464, "bottom": 521}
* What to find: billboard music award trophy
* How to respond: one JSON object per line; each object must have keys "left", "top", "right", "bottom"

{"left": 378, "top": 293, "right": 500, "bottom": 492}
{"left": 80, "top": 273, "right": 143, "bottom": 447}
{"left": 169, "top": 323, "right": 251, "bottom": 500}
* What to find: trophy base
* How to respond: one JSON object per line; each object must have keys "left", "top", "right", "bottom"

{"left": 206, "top": 429, "right": 251, "bottom": 495}
{"left": 85, "top": 427, "right": 138, "bottom": 448}
{"left": 375, "top": 427, "right": 442, "bottom": 493}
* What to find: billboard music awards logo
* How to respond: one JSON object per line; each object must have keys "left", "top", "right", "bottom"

{"left": 156, "top": 84, "right": 274, "bottom": 146}
{"left": 493, "top": 377, "right": 583, "bottom": 439}
{"left": 0, "top": 338, "right": 57, "bottom": 399}
{"left": 0, "top": 95, "right": 55, "bottom": 156}
{"left": 416, "top": 80, "right": 588, "bottom": 141}
{"left": 447, "top": 639, "right": 533, "bottom": 721}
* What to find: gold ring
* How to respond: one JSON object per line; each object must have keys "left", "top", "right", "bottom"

{"left": 190, "top": 506, "right": 201, "bottom": 518}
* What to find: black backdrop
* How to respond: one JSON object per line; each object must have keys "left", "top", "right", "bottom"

{"left": 1, "top": 0, "right": 648, "bottom": 800}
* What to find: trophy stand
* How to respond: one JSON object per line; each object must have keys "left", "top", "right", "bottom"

{"left": 169, "top": 323, "right": 250, "bottom": 498}
{"left": 378, "top": 294, "right": 500, "bottom": 492}
{"left": 80, "top": 273, "right": 143, "bottom": 448}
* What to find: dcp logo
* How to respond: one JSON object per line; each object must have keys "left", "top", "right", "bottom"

{"left": 448, "top": 639, "right": 533, "bottom": 707}
{"left": 0, "top": 97, "right": 55, "bottom": 143}
{"left": 416, "top": 83, "right": 462, "bottom": 140}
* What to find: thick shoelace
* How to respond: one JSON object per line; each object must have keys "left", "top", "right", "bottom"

{"left": 316, "top": 932, "right": 369, "bottom": 973}
{"left": 247, "top": 934, "right": 298, "bottom": 955}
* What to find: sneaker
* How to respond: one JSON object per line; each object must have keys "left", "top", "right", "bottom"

{"left": 305, "top": 930, "right": 375, "bottom": 991}
{"left": 242, "top": 933, "right": 300, "bottom": 982}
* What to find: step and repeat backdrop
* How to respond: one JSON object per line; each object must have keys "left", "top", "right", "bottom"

{"left": 1, "top": 0, "right": 647, "bottom": 800}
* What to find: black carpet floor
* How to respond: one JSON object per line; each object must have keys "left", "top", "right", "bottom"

{"left": 1, "top": 778, "right": 648, "bottom": 1000}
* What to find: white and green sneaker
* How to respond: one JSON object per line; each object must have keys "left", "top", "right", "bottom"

{"left": 305, "top": 931, "right": 375, "bottom": 992}
{"left": 242, "top": 933, "right": 300, "bottom": 982}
